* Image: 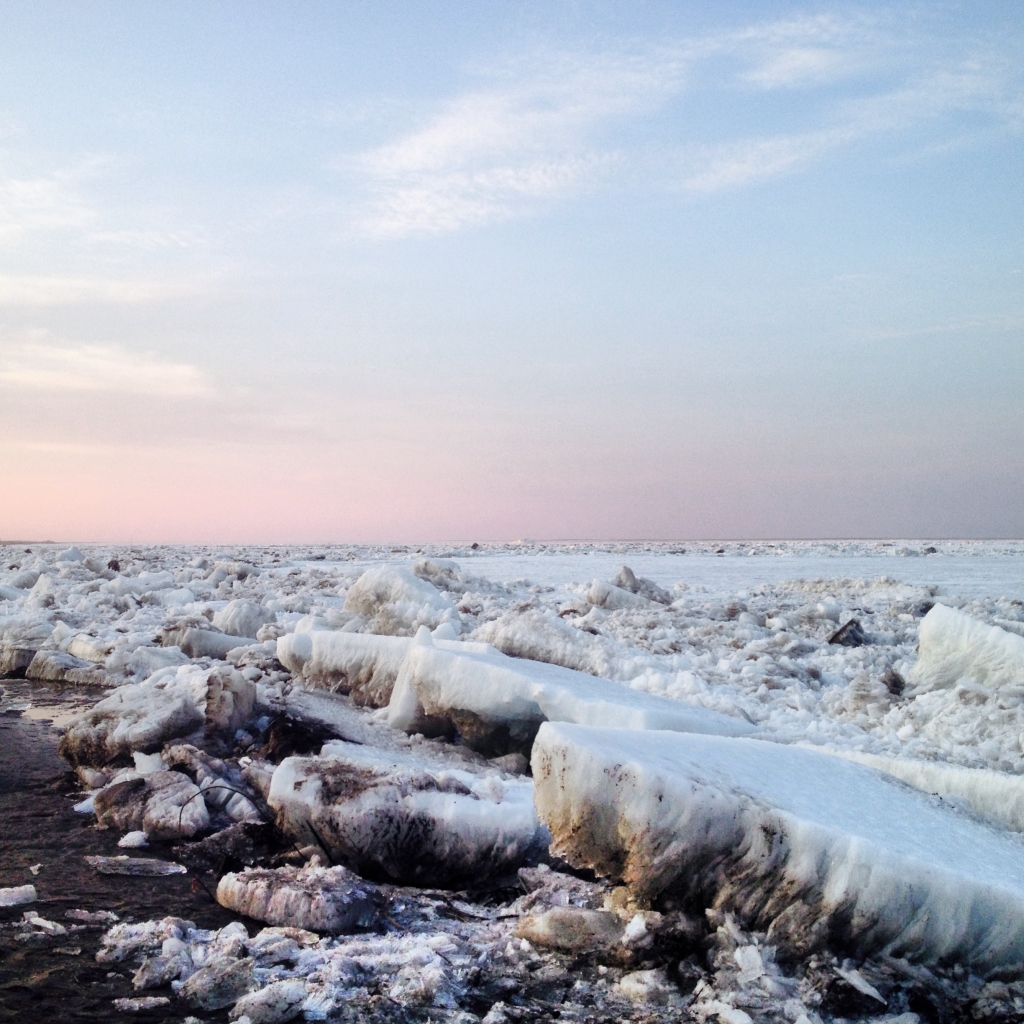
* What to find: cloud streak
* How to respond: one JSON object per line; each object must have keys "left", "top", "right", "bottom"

{"left": 0, "top": 340, "right": 213, "bottom": 396}
{"left": 352, "top": 50, "right": 684, "bottom": 236}
{"left": 347, "top": 12, "right": 1024, "bottom": 234}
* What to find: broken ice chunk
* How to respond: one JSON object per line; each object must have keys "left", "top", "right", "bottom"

{"left": 58, "top": 663, "right": 255, "bottom": 767}
{"left": 343, "top": 564, "right": 456, "bottom": 635}
{"left": 112, "top": 996, "right": 171, "bottom": 1012}
{"left": 268, "top": 740, "right": 541, "bottom": 886}
{"left": 178, "top": 956, "right": 257, "bottom": 1010}
{"left": 276, "top": 631, "right": 412, "bottom": 707}
{"left": 515, "top": 906, "right": 624, "bottom": 951}
{"left": 216, "top": 864, "right": 381, "bottom": 934}
{"left": 229, "top": 978, "right": 306, "bottom": 1022}
{"left": 0, "top": 885, "right": 37, "bottom": 907}
{"left": 532, "top": 722, "right": 1024, "bottom": 970}
{"left": 118, "top": 831, "right": 149, "bottom": 849}
{"left": 93, "top": 771, "right": 210, "bottom": 839}
{"left": 86, "top": 855, "right": 187, "bottom": 876}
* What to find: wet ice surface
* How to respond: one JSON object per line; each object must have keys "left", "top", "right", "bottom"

{"left": 4, "top": 539, "right": 1024, "bottom": 1022}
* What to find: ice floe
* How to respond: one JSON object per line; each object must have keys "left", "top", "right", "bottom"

{"left": 533, "top": 721, "right": 1024, "bottom": 969}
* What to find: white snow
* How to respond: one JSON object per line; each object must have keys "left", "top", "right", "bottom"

{"left": 533, "top": 722, "right": 1024, "bottom": 969}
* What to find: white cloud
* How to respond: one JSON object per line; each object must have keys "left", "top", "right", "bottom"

{"left": 347, "top": 13, "right": 1024, "bottom": 232}
{"left": 0, "top": 340, "right": 212, "bottom": 396}
{"left": 0, "top": 173, "right": 95, "bottom": 241}
{"left": 353, "top": 51, "right": 683, "bottom": 236}
{"left": 682, "top": 128, "right": 853, "bottom": 192}
{"left": 0, "top": 275, "right": 192, "bottom": 305}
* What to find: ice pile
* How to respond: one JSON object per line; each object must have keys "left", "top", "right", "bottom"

{"left": 8, "top": 541, "right": 1024, "bottom": 1018}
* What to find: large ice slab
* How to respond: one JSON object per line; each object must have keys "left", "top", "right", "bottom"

{"left": 532, "top": 722, "right": 1024, "bottom": 969}
{"left": 809, "top": 746, "right": 1024, "bottom": 834}
{"left": 386, "top": 631, "right": 753, "bottom": 754}
{"left": 909, "top": 603, "right": 1024, "bottom": 692}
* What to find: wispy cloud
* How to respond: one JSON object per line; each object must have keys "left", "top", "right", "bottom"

{"left": 0, "top": 173, "right": 95, "bottom": 241}
{"left": 0, "top": 340, "right": 212, "bottom": 396}
{"left": 352, "top": 50, "right": 684, "bottom": 236}
{"left": 682, "top": 127, "right": 854, "bottom": 192}
{"left": 0, "top": 274, "right": 195, "bottom": 305}
{"left": 348, "top": 12, "right": 1024, "bottom": 233}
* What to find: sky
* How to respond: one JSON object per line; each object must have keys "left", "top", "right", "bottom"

{"left": 0, "top": 1, "right": 1022, "bottom": 543}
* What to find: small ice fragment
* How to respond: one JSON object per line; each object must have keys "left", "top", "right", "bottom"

{"left": 24, "top": 911, "right": 67, "bottom": 936}
{"left": 132, "top": 751, "right": 164, "bottom": 775}
{"left": 835, "top": 965, "right": 886, "bottom": 1004}
{"left": 118, "top": 831, "right": 149, "bottom": 849}
{"left": 622, "top": 913, "right": 648, "bottom": 945}
{"left": 28, "top": 864, "right": 41, "bottom": 875}
{"left": 112, "top": 996, "right": 171, "bottom": 1012}
{"left": 73, "top": 795, "right": 95, "bottom": 813}
{"left": 0, "top": 885, "right": 37, "bottom": 907}
{"left": 432, "top": 621, "right": 459, "bottom": 641}
{"left": 85, "top": 855, "right": 186, "bottom": 876}
{"left": 734, "top": 943, "right": 765, "bottom": 983}
{"left": 65, "top": 908, "right": 119, "bottom": 924}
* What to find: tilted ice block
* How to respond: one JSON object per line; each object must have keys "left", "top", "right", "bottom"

{"left": 277, "top": 631, "right": 413, "bottom": 707}
{"left": 268, "top": 740, "right": 541, "bottom": 886}
{"left": 386, "top": 632, "right": 754, "bottom": 754}
{"left": 277, "top": 629, "right": 490, "bottom": 707}
{"left": 532, "top": 722, "right": 1024, "bottom": 969}
{"left": 59, "top": 664, "right": 255, "bottom": 766}
{"left": 909, "top": 603, "right": 1024, "bottom": 692}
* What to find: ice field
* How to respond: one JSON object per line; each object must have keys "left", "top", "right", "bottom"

{"left": 3, "top": 539, "right": 1024, "bottom": 1022}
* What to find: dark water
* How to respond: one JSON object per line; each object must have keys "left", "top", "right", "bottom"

{"left": 0, "top": 699, "right": 237, "bottom": 1023}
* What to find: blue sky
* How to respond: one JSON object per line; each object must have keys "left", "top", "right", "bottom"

{"left": 0, "top": 1, "right": 1022, "bottom": 542}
